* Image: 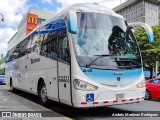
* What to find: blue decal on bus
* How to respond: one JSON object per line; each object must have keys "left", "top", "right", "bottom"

{"left": 86, "top": 93, "right": 94, "bottom": 102}
{"left": 32, "top": 19, "right": 66, "bottom": 35}
{"left": 80, "top": 67, "right": 142, "bottom": 85}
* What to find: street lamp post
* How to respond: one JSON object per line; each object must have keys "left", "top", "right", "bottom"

{"left": 0, "top": 13, "right": 4, "bottom": 23}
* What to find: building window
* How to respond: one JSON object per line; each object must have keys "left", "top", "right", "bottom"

{"left": 141, "top": 17, "right": 145, "bottom": 23}
{"left": 38, "top": 18, "right": 46, "bottom": 25}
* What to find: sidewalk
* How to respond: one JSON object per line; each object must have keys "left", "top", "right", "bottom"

{"left": 0, "top": 85, "right": 71, "bottom": 120}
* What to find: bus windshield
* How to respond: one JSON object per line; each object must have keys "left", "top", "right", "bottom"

{"left": 72, "top": 12, "right": 141, "bottom": 69}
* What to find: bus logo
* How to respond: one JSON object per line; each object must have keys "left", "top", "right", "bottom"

{"left": 117, "top": 77, "right": 121, "bottom": 81}
{"left": 113, "top": 72, "right": 123, "bottom": 75}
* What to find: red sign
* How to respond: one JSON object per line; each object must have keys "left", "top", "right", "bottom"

{"left": 26, "top": 13, "right": 38, "bottom": 35}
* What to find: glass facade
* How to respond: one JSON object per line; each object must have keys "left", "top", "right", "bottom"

{"left": 38, "top": 18, "right": 46, "bottom": 25}
{"left": 0, "top": 57, "right": 6, "bottom": 75}
{"left": 114, "top": 0, "right": 160, "bottom": 26}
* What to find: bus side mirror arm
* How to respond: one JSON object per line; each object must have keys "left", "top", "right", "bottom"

{"left": 128, "top": 22, "right": 154, "bottom": 43}
{"left": 67, "top": 10, "right": 77, "bottom": 34}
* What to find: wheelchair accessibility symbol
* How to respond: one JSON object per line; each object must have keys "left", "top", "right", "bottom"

{"left": 86, "top": 93, "right": 94, "bottom": 102}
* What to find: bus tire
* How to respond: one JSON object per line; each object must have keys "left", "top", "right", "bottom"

{"left": 145, "top": 90, "right": 152, "bottom": 100}
{"left": 38, "top": 81, "right": 49, "bottom": 107}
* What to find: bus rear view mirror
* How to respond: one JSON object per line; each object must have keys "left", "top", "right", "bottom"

{"left": 67, "top": 10, "right": 77, "bottom": 34}
{"left": 128, "top": 22, "right": 154, "bottom": 43}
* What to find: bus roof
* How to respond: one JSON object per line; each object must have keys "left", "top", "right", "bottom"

{"left": 31, "top": 3, "right": 124, "bottom": 34}
{"left": 10, "top": 3, "right": 125, "bottom": 50}
{"left": 42, "top": 3, "right": 124, "bottom": 26}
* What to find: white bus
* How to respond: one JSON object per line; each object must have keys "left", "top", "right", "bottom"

{"left": 6, "top": 3, "right": 154, "bottom": 108}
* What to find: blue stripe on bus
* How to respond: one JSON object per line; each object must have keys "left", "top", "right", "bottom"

{"left": 32, "top": 26, "right": 66, "bottom": 35}
{"left": 6, "top": 19, "right": 66, "bottom": 64}
{"left": 80, "top": 67, "right": 142, "bottom": 84}
{"left": 32, "top": 19, "right": 66, "bottom": 35}
{"left": 5, "top": 58, "right": 15, "bottom": 63}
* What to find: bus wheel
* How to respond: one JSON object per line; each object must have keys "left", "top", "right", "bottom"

{"left": 38, "top": 81, "right": 49, "bottom": 106}
{"left": 145, "top": 90, "right": 152, "bottom": 100}
{"left": 10, "top": 80, "right": 15, "bottom": 92}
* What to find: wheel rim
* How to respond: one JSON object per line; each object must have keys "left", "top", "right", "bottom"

{"left": 40, "top": 85, "right": 47, "bottom": 102}
{"left": 145, "top": 91, "right": 150, "bottom": 99}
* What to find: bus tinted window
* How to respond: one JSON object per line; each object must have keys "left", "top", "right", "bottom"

{"left": 41, "top": 32, "right": 58, "bottom": 60}
{"left": 58, "top": 30, "right": 70, "bottom": 63}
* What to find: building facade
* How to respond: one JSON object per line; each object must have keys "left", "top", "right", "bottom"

{"left": 8, "top": 9, "right": 54, "bottom": 50}
{"left": 113, "top": 0, "right": 160, "bottom": 26}
{"left": 0, "top": 55, "right": 6, "bottom": 75}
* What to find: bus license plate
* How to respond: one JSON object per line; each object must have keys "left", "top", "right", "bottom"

{"left": 116, "top": 94, "right": 124, "bottom": 100}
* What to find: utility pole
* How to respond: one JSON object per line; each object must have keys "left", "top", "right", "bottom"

{"left": 155, "top": 61, "right": 159, "bottom": 77}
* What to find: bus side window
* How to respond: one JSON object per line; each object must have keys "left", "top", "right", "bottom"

{"left": 25, "top": 35, "right": 34, "bottom": 54}
{"left": 8, "top": 46, "right": 17, "bottom": 60}
{"left": 8, "top": 37, "right": 30, "bottom": 60}
{"left": 58, "top": 31, "right": 70, "bottom": 63}
{"left": 18, "top": 39, "right": 28, "bottom": 57}
{"left": 30, "top": 35, "right": 40, "bottom": 53}
{"left": 41, "top": 32, "right": 58, "bottom": 60}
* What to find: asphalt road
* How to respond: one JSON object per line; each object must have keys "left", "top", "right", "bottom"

{"left": 0, "top": 85, "right": 160, "bottom": 120}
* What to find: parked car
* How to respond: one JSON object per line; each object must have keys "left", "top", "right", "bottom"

{"left": 145, "top": 77, "right": 160, "bottom": 100}
{"left": 0, "top": 75, "right": 5, "bottom": 85}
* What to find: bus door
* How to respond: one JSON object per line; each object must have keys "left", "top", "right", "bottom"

{"left": 25, "top": 36, "right": 32, "bottom": 72}
{"left": 40, "top": 32, "right": 59, "bottom": 101}
{"left": 15, "top": 39, "right": 29, "bottom": 88}
{"left": 17, "top": 55, "right": 25, "bottom": 88}
{"left": 10, "top": 51, "right": 21, "bottom": 87}
{"left": 24, "top": 35, "right": 34, "bottom": 91}
{"left": 57, "top": 30, "right": 72, "bottom": 105}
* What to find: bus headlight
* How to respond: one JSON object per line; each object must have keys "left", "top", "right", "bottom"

{"left": 136, "top": 79, "right": 146, "bottom": 88}
{"left": 73, "top": 79, "right": 98, "bottom": 91}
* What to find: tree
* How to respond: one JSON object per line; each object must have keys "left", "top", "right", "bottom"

{"left": 134, "top": 25, "right": 160, "bottom": 78}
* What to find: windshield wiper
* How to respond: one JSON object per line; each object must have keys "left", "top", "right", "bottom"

{"left": 113, "top": 60, "right": 142, "bottom": 67}
{"left": 86, "top": 54, "right": 118, "bottom": 67}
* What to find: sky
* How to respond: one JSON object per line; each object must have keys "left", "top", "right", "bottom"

{"left": 0, "top": 0, "right": 127, "bottom": 56}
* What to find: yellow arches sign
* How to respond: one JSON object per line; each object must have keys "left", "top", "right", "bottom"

{"left": 28, "top": 15, "right": 37, "bottom": 24}
{"left": 26, "top": 13, "right": 38, "bottom": 34}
